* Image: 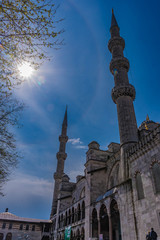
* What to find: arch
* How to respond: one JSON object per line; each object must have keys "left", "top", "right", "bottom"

{"left": 0, "top": 233, "right": 4, "bottom": 240}
{"left": 68, "top": 209, "right": 71, "bottom": 225}
{"left": 81, "top": 227, "right": 85, "bottom": 240}
{"left": 107, "top": 162, "right": 120, "bottom": 189}
{"left": 100, "top": 204, "right": 109, "bottom": 239}
{"left": 65, "top": 211, "right": 68, "bottom": 226}
{"left": 58, "top": 216, "right": 60, "bottom": 228}
{"left": 152, "top": 162, "right": 160, "bottom": 193}
{"left": 82, "top": 201, "right": 85, "bottom": 219}
{"left": 80, "top": 187, "right": 85, "bottom": 198}
{"left": 110, "top": 199, "right": 121, "bottom": 240}
{"left": 135, "top": 172, "right": 144, "bottom": 200}
{"left": 76, "top": 229, "right": 80, "bottom": 240}
{"left": 72, "top": 207, "right": 74, "bottom": 223}
{"left": 77, "top": 203, "right": 81, "bottom": 221}
{"left": 5, "top": 233, "right": 12, "bottom": 240}
{"left": 92, "top": 208, "right": 98, "bottom": 238}
{"left": 70, "top": 230, "right": 73, "bottom": 240}
{"left": 60, "top": 214, "right": 64, "bottom": 228}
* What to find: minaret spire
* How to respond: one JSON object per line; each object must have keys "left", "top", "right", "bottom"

{"left": 111, "top": 9, "right": 119, "bottom": 28}
{"left": 50, "top": 107, "right": 68, "bottom": 218}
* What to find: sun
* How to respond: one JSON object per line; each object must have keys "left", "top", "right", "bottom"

{"left": 18, "top": 63, "right": 34, "bottom": 78}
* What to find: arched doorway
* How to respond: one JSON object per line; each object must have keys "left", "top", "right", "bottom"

{"left": 100, "top": 204, "right": 109, "bottom": 240}
{"left": 110, "top": 199, "right": 122, "bottom": 240}
{"left": 76, "top": 229, "right": 80, "bottom": 240}
{"left": 0, "top": 233, "right": 3, "bottom": 240}
{"left": 5, "top": 233, "right": 12, "bottom": 240}
{"left": 92, "top": 208, "right": 98, "bottom": 238}
{"left": 81, "top": 227, "right": 85, "bottom": 240}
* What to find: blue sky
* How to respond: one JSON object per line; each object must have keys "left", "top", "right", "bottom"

{"left": 1, "top": 0, "right": 160, "bottom": 219}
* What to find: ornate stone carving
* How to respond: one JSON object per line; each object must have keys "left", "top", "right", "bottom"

{"left": 108, "top": 37, "right": 125, "bottom": 52}
{"left": 110, "top": 57, "right": 129, "bottom": 73}
{"left": 111, "top": 84, "right": 136, "bottom": 103}
{"left": 59, "top": 135, "right": 68, "bottom": 143}
{"left": 56, "top": 152, "right": 67, "bottom": 160}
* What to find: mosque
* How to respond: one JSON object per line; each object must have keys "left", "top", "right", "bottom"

{"left": 50, "top": 11, "right": 160, "bottom": 240}
{"left": 0, "top": 11, "right": 160, "bottom": 240}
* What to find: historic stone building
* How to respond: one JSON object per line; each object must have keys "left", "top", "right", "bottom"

{"left": 0, "top": 209, "right": 51, "bottom": 240}
{"left": 50, "top": 11, "right": 160, "bottom": 240}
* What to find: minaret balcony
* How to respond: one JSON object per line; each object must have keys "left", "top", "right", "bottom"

{"left": 56, "top": 152, "right": 67, "bottom": 160}
{"left": 112, "top": 84, "right": 136, "bottom": 103}
{"left": 59, "top": 135, "right": 68, "bottom": 143}
{"left": 108, "top": 36, "right": 125, "bottom": 52}
{"left": 110, "top": 57, "right": 129, "bottom": 73}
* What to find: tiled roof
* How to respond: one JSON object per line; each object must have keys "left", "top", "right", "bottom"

{"left": 0, "top": 212, "right": 51, "bottom": 223}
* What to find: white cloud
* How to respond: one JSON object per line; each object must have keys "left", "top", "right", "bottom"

{"left": 68, "top": 138, "right": 83, "bottom": 145}
{"left": 68, "top": 138, "right": 87, "bottom": 150}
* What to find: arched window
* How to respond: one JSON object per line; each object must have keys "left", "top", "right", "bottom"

{"left": 5, "top": 233, "right": 12, "bottom": 240}
{"left": 68, "top": 209, "right": 71, "bottom": 225}
{"left": 19, "top": 224, "right": 23, "bottom": 230}
{"left": 60, "top": 214, "right": 63, "bottom": 228}
{"left": 92, "top": 208, "right": 98, "bottom": 238}
{"left": 135, "top": 172, "right": 145, "bottom": 200}
{"left": 110, "top": 176, "right": 114, "bottom": 188}
{"left": 77, "top": 204, "right": 81, "bottom": 221}
{"left": 26, "top": 224, "right": 29, "bottom": 230}
{"left": 65, "top": 212, "right": 67, "bottom": 226}
{"left": 0, "top": 233, "right": 4, "bottom": 240}
{"left": 9, "top": 223, "right": 12, "bottom": 229}
{"left": 152, "top": 163, "right": 160, "bottom": 193}
{"left": 72, "top": 207, "right": 74, "bottom": 223}
{"left": 2, "top": 223, "right": 6, "bottom": 229}
{"left": 32, "top": 225, "right": 35, "bottom": 231}
{"left": 80, "top": 188, "right": 85, "bottom": 199}
{"left": 82, "top": 201, "right": 85, "bottom": 219}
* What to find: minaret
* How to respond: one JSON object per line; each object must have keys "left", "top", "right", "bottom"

{"left": 108, "top": 10, "right": 138, "bottom": 147}
{"left": 50, "top": 107, "right": 68, "bottom": 218}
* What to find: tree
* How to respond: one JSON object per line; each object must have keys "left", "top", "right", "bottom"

{"left": 0, "top": 84, "right": 24, "bottom": 195}
{"left": 0, "top": 0, "right": 63, "bottom": 193}
{"left": 0, "top": 0, "right": 63, "bottom": 88}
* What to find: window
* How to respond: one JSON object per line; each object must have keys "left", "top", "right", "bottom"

{"left": 9, "top": 223, "right": 12, "bottom": 229}
{"left": 82, "top": 201, "right": 85, "bottom": 219}
{"left": 152, "top": 163, "right": 160, "bottom": 193}
{"left": 19, "top": 224, "right": 23, "bottom": 230}
{"left": 32, "top": 225, "right": 35, "bottom": 231}
{"left": 26, "top": 225, "right": 29, "bottom": 230}
{"left": 135, "top": 172, "right": 145, "bottom": 200}
{"left": 0, "top": 233, "right": 4, "bottom": 240}
{"left": 2, "top": 223, "right": 6, "bottom": 229}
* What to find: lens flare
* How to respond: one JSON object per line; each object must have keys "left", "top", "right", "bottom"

{"left": 18, "top": 63, "right": 34, "bottom": 78}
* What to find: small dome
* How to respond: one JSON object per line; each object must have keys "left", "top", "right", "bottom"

{"left": 62, "top": 174, "right": 70, "bottom": 182}
{"left": 88, "top": 141, "right": 100, "bottom": 150}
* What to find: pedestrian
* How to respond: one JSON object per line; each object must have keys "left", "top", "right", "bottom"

{"left": 150, "top": 228, "right": 158, "bottom": 240}
{"left": 146, "top": 231, "right": 151, "bottom": 240}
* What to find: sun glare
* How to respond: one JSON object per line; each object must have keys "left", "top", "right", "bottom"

{"left": 18, "top": 63, "right": 34, "bottom": 78}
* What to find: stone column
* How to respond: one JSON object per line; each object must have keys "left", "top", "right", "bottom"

{"left": 98, "top": 215, "right": 100, "bottom": 237}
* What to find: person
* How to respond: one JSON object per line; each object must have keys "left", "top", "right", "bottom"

{"left": 150, "top": 228, "right": 158, "bottom": 240}
{"left": 146, "top": 231, "right": 151, "bottom": 240}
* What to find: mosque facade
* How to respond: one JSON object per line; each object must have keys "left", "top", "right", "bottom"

{"left": 50, "top": 11, "right": 160, "bottom": 240}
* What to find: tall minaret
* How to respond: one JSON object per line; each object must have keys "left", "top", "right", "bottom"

{"left": 108, "top": 10, "right": 138, "bottom": 147}
{"left": 50, "top": 107, "right": 68, "bottom": 218}
{"left": 108, "top": 10, "right": 138, "bottom": 181}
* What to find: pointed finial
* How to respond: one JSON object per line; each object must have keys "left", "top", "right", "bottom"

{"left": 63, "top": 105, "right": 67, "bottom": 126}
{"left": 146, "top": 114, "right": 149, "bottom": 121}
{"left": 111, "top": 9, "right": 119, "bottom": 29}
